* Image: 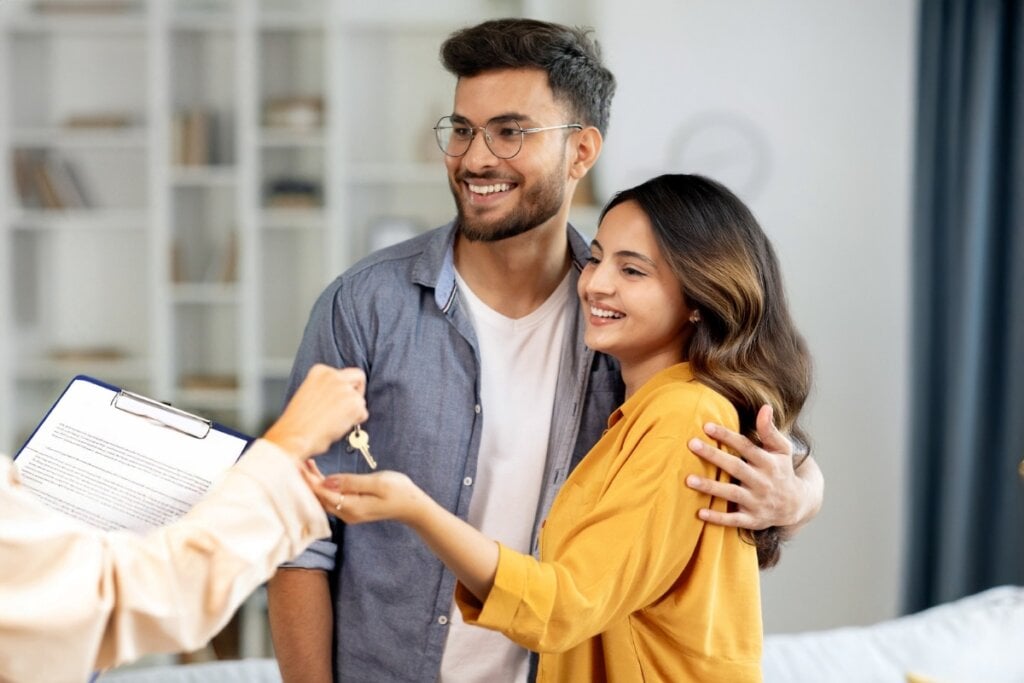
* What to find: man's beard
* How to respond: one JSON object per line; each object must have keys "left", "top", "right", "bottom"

{"left": 452, "top": 162, "right": 567, "bottom": 243}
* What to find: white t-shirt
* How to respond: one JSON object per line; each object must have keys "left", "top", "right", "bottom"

{"left": 438, "top": 271, "right": 571, "bottom": 683}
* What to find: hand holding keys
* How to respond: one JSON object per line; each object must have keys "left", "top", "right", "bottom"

{"left": 348, "top": 425, "right": 377, "bottom": 469}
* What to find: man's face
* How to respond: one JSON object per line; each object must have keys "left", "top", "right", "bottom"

{"left": 445, "top": 68, "right": 577, "bottom": 242}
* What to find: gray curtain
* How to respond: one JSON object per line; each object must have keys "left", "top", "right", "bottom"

{"left": 905, "top": 0, "right": 1024, "bottom": 613}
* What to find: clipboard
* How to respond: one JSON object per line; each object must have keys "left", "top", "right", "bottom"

{"left": 13, "top": 375, "right": 253, "bottom": 533}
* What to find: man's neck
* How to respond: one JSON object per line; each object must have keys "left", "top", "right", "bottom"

{"left": 454, "top": 221, "right": 571, "bottom": 320}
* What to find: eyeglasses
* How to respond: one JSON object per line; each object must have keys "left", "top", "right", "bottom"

{"left": 433, "top": 116, "right": 583, "bottom": 160}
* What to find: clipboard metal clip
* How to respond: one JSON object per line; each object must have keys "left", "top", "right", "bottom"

{"left": 112, "top": 390, "right": 212, "bottom": 439}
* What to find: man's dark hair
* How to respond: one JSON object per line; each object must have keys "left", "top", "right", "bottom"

{"left": 440, "top": 18, "right": 617, "bottom": 137}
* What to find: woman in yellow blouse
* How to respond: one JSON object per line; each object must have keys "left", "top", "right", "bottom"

{"left": 322, "top": 174, "right": 812, "bottom": 682}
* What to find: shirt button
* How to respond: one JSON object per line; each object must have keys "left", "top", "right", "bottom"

{"left": 438, "top": 615, "right": 449, "bottom": 625}
{"left": 474, "top": 404, "right": 481, "bottom": 414}
{"left": 463, "top": 477, "right": 473, "bottom": 486}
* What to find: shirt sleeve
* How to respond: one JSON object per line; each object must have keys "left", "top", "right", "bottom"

{"left": 279, "top": 275, "right": 363, "bottom": 571}
{"left": 455, "top": 389, "right": 739, "bottom": 654}
{"left": 0, "top": 442, "right": 330, "bottom": 682}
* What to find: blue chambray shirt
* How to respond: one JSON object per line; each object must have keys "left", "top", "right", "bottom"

{"left": 283, "top": 222, "right": 624, "bottom": 682}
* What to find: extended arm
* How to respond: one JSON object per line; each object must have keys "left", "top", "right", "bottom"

{"left": 319, "top": 471, "right": 499, "bottom": 601}
{"left": 685, "top": 404, "right": 823, "bottom": 536}
{"left": 0, "top": 364, "right": 367, "bottom": 681}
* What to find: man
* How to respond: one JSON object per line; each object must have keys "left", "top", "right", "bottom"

{"left": 268, "top": 18, "right": 823, "bottom": 683}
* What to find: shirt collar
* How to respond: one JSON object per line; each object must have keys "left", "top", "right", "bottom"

{"left": 608, "top": 362, "right": 694, "bottom": 427}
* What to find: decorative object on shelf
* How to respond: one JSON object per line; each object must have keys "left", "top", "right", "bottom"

{"left": 263, "top": 96, "right": 324, "bottom": 131}
{"left": 179, "top": 374, "right": 239, "bottom": 391}
{"left": 63, "top": 113, "right": 134, "bottom": 129}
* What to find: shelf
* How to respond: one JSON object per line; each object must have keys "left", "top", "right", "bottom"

{"left": 259, "top": 11, "right": 325, "bottom": 32}
{"left": 260, "top": 128, "right": 325, "bottom": 148}
{"left": 260, "top": 207, "right": 325, "bottom": 230}
{"left": 170, "top": 166, "right": 238, "bottom": 186}
{"left": 5, "top": 14, "right": 147, "bottom": 36}
{"left": 171, "top": 283, "right": 240, "bottom": 305}
{"left": 171, "top": 14, "right": 235, "bottom": 33}
{"left": 9, "top": 209, "right": 148, "bottom": 231}
{"left": 15, "top": 356, "right": 150, "bottom": 383}
{"left": 11, "top": 127, "right": 148, "bottom": 149}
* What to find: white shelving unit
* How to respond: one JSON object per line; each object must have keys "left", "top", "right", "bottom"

{"left": 3, "top": 0, "right": 596, "bottom": 456}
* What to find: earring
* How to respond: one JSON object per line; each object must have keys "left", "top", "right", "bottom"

{"left": 689, "top": 311, "right": 701, "bottom": 323}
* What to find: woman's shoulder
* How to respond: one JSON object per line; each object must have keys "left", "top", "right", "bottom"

{"left": 638, "top": 368, "right": 739, "bottom": 434}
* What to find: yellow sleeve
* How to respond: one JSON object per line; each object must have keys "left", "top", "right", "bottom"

{"left": 457, "top": 389, "right": 740, "bottom": 653}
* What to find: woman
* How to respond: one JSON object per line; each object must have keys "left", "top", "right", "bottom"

{"left": 322, "top": 174, "right": 812, "bottom": 681}
{"left": 0, "top": 364, "right": 367, "bottom": 683}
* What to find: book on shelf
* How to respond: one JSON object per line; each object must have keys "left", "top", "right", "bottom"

{"left": 47, "top": 157, "right": 93, "bottom": 208}
{"left": 12, "top": 150, "right": 93, "bottom": 210}
{"left": 12, "top": 150, "right": 42, "bottom": 209}
{"left": 172, "top": 108, "right": 226, "bottom": 167}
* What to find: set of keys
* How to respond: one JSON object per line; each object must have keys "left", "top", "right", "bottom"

{"left": 347, "top": 424, "right": 377, "bottom": 469}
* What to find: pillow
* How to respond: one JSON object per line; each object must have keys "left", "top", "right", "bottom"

{"left": 763, "top": 585, "right": 1024, "bottom": 683}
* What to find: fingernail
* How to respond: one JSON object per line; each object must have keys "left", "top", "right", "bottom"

{"left": 686, "top": 474, "right": 701, "bottom": 488}
{"left": 688, "top": 438, "right": 703, "bottom": 452}
{"left": 703, "top": 422, "right": 717, "bottom": 436}
{"left": 697, "top": 509, "right": 710, "bottom": 521}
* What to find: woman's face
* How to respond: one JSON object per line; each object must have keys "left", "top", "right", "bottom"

{"left": 578, "top": 200, "right": 693, "bottom": 369}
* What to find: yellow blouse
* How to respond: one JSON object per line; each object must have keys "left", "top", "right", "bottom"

{"left": 0, "top": 441, "right": 330, "bottom": 683}
{"left": 456, "top": 363, "right": 762, "bottom": 682}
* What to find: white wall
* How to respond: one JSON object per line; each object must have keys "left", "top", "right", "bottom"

{"left": 591, "top": 0, "right": 917, "bottom": 632}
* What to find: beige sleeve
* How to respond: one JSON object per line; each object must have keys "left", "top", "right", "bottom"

{"left": 0, "top": 442, "right": 330, "bottom": 683}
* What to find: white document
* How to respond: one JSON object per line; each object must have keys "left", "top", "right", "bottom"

{"left": 14, "top": 376, "right": 250, "bottom": 533}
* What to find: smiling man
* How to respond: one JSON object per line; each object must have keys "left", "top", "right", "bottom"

{"left": 267, "top": 18, "right": 823, "bottom": 683}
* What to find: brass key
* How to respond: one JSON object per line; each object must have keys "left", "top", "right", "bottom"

{"left": 348, "top": 425, "right": 377, "bottom": 469}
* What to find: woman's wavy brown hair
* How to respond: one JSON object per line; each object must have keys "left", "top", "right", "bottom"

{"left": 600, "top": 174, "right": 812, "bottom": 568}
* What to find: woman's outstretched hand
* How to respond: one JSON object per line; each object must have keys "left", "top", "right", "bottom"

{"left": 308, "top": 470, "right": 429, "bottom": 525}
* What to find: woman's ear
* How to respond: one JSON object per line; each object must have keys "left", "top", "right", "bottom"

{"left": 568, "top": 126, "right": 603, "bottom": 181}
